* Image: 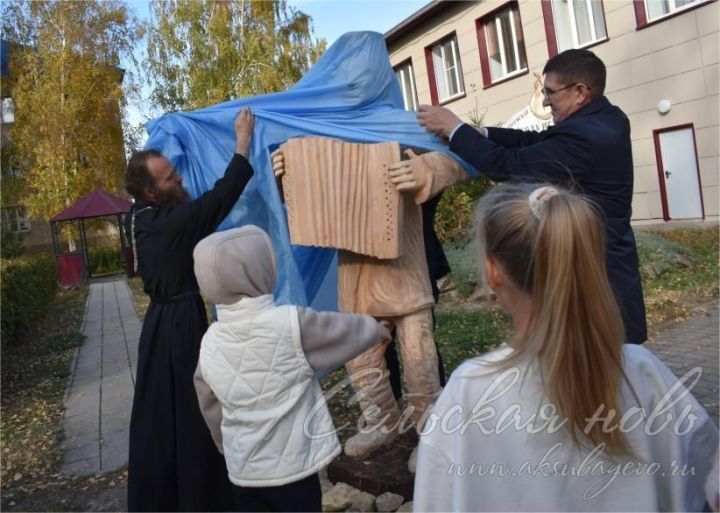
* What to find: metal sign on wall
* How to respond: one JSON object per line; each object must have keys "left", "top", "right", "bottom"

{"left": 503, "top": 74, "right": 553, "bottom": 132}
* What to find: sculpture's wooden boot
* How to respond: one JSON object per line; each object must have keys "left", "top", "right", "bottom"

{"left": 344, "top": 338, "right": 402, "bottom": 457}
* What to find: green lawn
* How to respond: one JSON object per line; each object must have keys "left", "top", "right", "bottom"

{"left": 639, "top": 227, "right": 719, "bottom": 328}
{"left": 641, "top": 228, "right": 718, "bottom": 296}
{"left": 1, "top": 284, "right": 129, "bottom": 511}
{"left": 1, "top": 286, "right": 86, "bottom": 503}
{"left": 435, "top": 308, "right": 510, "bottom": 374}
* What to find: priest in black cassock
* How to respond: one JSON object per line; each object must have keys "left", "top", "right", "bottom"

{"left": 123, "top": 108, "right": 255, "bottom": 511}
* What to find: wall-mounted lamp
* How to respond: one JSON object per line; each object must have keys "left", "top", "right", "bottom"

{"left": 657, "top": 99, "right": 672, "bottom": 115}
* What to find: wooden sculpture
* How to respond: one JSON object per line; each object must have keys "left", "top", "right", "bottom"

{"left": 275, "top": 136, "right": 468, "bottom": 459}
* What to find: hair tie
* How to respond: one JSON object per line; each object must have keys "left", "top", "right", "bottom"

{"left": 528, "top": 186, "right": 559, "bottom": 219}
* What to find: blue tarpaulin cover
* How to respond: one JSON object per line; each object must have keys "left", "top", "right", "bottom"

{"left": 145, "top": 31, "right": 475, "bottom": 309}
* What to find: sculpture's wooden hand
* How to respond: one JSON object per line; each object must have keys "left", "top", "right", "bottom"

{"left": 388, "top": 148, "right": 425, "bottom": 192}
{"left": 271, "top": 149, "right": 285, "bottom": 178}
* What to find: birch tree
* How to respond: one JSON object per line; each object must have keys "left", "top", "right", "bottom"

{"left": 146, "top": 0, "right": 326, "bottom": 112}
{"left": 1, "top": 0, "right": 142, "bottom": 220}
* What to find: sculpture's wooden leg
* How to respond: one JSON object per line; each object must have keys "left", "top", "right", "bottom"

{"left": 344, "top": 337, "right": 402, "bottom": 457}
{"left": 344, "top": 337, "right": 401, "bottom": 428}
{"left": 395, "top": 308, "right": 442, "bottom": 432}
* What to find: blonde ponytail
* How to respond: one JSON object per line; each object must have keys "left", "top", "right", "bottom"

{"left": 475, "top": 183, "right": 632, "bottom": 456}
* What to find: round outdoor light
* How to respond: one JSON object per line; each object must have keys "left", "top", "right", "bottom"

{"left": 657, "top": 99, "right": 672, "bottom": 115}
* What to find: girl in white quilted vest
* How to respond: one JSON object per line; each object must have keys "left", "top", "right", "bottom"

{"left": 192, "top": 225, "right": 391, "bottom": 512}
{"left": 413, "top": 184, "right": 718, "bottom": 512}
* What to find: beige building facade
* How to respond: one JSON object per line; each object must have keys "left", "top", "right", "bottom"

{"left": 385, "top": 0, "right": 719, "bottom": 222}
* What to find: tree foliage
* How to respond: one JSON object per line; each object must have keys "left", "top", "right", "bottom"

{"left": 1, "top": 0, "right": 142, "bottom": 221}
{"left": 146, "top": 0, "right": 326, "bottom": 112}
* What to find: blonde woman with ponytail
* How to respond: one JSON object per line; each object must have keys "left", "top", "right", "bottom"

{"left": 413, "top": 184, "right": 718, "bottom": 512}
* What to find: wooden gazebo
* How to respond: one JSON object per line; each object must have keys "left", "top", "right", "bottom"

{"left": 49, "top": 188, "right": 132, "bottom": 286}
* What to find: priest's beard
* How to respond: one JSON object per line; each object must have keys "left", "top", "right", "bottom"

{"left": 153, "top": 185, "right": 191, "bottom": 206}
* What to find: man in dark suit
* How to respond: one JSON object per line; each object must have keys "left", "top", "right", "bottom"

{"left": 417, "top": 49, "right": 646, "bottom": 344}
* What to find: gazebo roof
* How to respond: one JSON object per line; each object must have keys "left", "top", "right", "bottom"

{"left": 50, "top": 187, "right": 132, "bottom": 222}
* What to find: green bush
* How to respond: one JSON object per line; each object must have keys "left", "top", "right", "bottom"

{"left": 444, "top": 238, "right": 480, "bottom": 298}
{"left": 435, "top": 176, "right": 494, "bottom": 244}
{"left": 635, "top": 230, "right": 694, "bottom": 281}
{"left": 1, "top": 222, "right": 24, "bottom": 258}
{"left": 1, "top": 254, "right": 57, "bottom": 345}
{"left": 88, "top": 245, "right": 123, "bottom": 275}
{"left": 441, "top": 228, "right": 703, "bottom": 302}
{"left": 435, "top": 190, "right": 474, "bottom": 244}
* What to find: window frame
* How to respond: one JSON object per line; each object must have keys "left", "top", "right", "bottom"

{"left": 634, "top": 0, "right": 716, "bottom": 29}
{"left": 394, "top": 58, "right": 419, "bottom": 111}
{"left": 476, "top": 2, "right": 530, "bottom": 89}
{"left": 541, "top": 0, "right": 609, "bottom": 57}
{"left": 424, "top": 32, "right": 466, "bottom": 106}
{"left": 2, "top": 205, "right": 31, "bottom": 233}
{"left": 1, "top": 97, "right": 15, "bottom": 124}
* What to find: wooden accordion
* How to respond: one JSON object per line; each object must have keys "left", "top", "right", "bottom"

{"left": 278, "top": 136, "right": 402, "bottom": 259}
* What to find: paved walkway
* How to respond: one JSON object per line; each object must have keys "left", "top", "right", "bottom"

{"left": 58, "top": 278, "right": 719, "bottom": 477}
{"left": 60, "top": 278, "right": 140, "bottom": 475}
{"left": 645, "top": 302, "right": 719, "bottom": 424}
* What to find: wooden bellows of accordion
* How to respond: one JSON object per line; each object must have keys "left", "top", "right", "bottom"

{"left": 279, "top": 136, "right": 402, "bottom": 259}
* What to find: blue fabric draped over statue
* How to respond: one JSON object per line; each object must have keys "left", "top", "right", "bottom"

{"left": 145, "top": 31, "right": 475, "bottom": 309}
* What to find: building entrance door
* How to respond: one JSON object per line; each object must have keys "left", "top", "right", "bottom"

{"left": 654, "top": 124, "right": 704, "bottom": 220}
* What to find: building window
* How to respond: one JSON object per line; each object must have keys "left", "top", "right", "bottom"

{"left": 634, "top": 0, "right": 714, "bottom": 27}
{"left": 394, "top": 60, "right": 419, "bottom": 111}
{"left": 545, "top": 0, "right": 607, "bottom": 54}
{"left": 477, "top": 3, "right": 528, "bottom": 86}
{"left": 1, "top": 97, "right": 14, "bottom": 124}
{"left": 647, "top": 0, "right": 705, "bottom": 20}
{"left": 2, "top": 206, "right": 30, "bottom": 233}
{"left": 425, "top": 34, "right": 465, "bottom": 104}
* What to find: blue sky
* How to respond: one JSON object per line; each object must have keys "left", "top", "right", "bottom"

{"left": 288, "top": 0, "right": 427, "bottom": 45}
{"left": 125, "top": 0, "right": 427, "bottom": 43}
{"left": 124, "top": 0, "right": 427, "bottom": 129}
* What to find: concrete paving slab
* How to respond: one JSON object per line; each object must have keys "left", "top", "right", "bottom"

{"left": 646, "top": 302, "right": 719, "bottom": 425}
{"left": 64, "top": 442, "right": 100, "bottom": 464}
{"left": 102, "top": 361, "right": 131, "bottom": 373}
{"left": 100, "top": 433, "right": 129, "bottom": 472}
{"left": 61, "top": 456, "right": 100, "bottom": 476}
{"left": 61, "top": 433, "right": 98, "bottom": 451}
{"left": 102, "top": 417, "right": 131, "bottom": 435}
{"left": 103, "top": 373, "right": 133, "bottom": 387}
{"left": 64, "top": 390, "right": 100, "bottom": 409}
{"left": 61, "top": 278, "right": 140, "bottom": 476}
{"left": 62, "top": 420, "right": 99, "bottom": 439}
{"left": 100, "top": 408, "right": 131, "bottom": 423}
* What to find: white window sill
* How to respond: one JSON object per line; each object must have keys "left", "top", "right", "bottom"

{"left": 492, "top": 67, "right": 527, "bottom": 83}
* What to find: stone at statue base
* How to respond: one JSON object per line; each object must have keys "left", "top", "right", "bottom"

{"left": 327, "top": 430, "right": 417, "bottom": 500}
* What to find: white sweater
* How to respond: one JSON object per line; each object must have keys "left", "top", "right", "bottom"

{"left": 199, "top": 294, "right": 339, "bottom": 487}
{"left": 413, "top": 344, "right": 718, "bottom": 512}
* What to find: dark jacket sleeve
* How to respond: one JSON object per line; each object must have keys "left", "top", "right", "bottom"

{"left": 486, "top": 126, "right": 545, "bottom": 147}
{"left": 450, "top": 123, "right": 593, "bottom": 183}
{"left": 159, "top": 153, "right": 254, "bottom": 244}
